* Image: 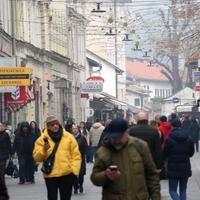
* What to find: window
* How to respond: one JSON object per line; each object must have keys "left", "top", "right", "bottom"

{"left": 160, "top": 89, "right": 162, "bottom": 97}
{"left": 135, "top": 98, "right": 140, "bottom": 106}
{"left": 155, "top": 89, "right": 159, "bottom": 97}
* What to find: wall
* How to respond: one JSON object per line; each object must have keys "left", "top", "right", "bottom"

{"left": 86, "top": 51, "right": 117, "bottom": 98}
{"left": 140, "top": 80, "right": 172, "bottom": 99}
{"left": 0, "top": 0, "right": 11, "bottom": 35}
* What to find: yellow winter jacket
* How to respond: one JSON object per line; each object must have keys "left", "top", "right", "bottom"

{"left": 33, "top": 128, "right": 81, "bottom": 178}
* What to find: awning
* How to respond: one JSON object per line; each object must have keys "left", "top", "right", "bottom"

{"left": 93, "top": 93, "right": 127, "bottom": 110}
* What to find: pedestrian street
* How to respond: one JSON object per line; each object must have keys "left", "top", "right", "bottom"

{"left": 6, "top": 153, "right": 200, "bottom": 200}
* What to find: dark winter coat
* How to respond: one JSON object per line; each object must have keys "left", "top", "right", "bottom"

{"left": 189, "top": 119, "right": 200, "bottom": 141}
{"left": 164, "top": 127, "right": 194, "bottom": 178}
{"left": 13, "top": 122, "right": 36, "bottom": 156}
{"left": 129, "top": 121, "right": 162, "bottom": 169}
{"left": 182, "top": 119, "right": 192, "bottom": 135}
{"left": 91, "top": 136, "right": 161, "bottom": 200}
{"left": 75, "top": 133, "right": 88, "bottom": 175}
{"left": 0, "top": 131, "right": 11, "bottom": 161}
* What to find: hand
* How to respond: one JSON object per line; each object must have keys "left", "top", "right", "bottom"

{"left": 104, "top": 168, "right": 121, "bottom": 181}
{"left": 43, "top": 142, "right": 50, "bottom": 152}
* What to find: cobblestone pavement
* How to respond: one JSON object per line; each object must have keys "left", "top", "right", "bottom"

{"left": 6, "top": 152, "right": 200, "bottom": 200}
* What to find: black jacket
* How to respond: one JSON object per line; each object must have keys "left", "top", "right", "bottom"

{"left": 129, "top": 120, "right": 162, "bottom": 169}
{"left": 13, "top": 122, "right": 36, "bottom": 156}
{"left": 0, "top": 131, "right": 11, "bottom": 161}
{"left": 75, "top": 133, "right": 88, "bottom": 175}
{"left": 189, "top": 120, "right": 200, "bottom": 141}
{"left": 164, "top": 127, "right": 194, "bottom": 178}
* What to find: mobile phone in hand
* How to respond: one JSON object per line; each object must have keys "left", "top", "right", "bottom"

{"left": 109, "top": 165, "right": 118, "bottom": 171}
{"left": 43, "top": 138, "right": 49, "bottom": 145}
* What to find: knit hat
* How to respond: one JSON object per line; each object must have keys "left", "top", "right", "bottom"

{"left": 46, "top": 116, "right": 58, "bottom": 125}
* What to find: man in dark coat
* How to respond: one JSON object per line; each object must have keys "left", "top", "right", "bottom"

{"left": 189, "top": 117, "right": 200, "bottom": 152}
{"left": 13, "top": 121, "right": 36, "bottom": 184}
{"left": 71, "top": 124, "right": 88, "bottom": 194}
{"left": 129, "top": 111, "right": 162, "bottom": 171}
{"left": 164, "top": 118, "right": 194, "bottom": 200}
{"left": 0, "top": 123, "right": 11, "bottom": 181}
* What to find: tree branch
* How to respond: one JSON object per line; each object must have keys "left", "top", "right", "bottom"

{"left": 153, "top": 58, "right": 173, "bottom": 76}
{"left": 160, "top": 69, "right": 174, "bottom": 87}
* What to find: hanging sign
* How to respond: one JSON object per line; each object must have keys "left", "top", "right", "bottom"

{"left": 82, "top": 76, "right": 104, "bottom": 93}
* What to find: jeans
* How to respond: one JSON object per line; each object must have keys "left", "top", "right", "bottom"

{"left": 169, "top": 178, "right": 188, "bottom": 200}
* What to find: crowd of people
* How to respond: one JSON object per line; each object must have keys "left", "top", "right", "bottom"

{"left": 0, "top": 112, "right": 199, "bottom": 200}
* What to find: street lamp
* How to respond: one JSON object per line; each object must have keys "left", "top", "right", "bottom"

{"left": 105, "top": 28, "right": 116, "bottom": 36}
{"left": 122, "top": 34, "right": 132, "bottom": 41}
{"left": 91, "top": 3, "right": 106, "bottom": 13}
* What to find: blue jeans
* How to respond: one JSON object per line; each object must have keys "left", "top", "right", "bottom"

{"left": 169, "top": 178, "right": 188, "bottom": 200}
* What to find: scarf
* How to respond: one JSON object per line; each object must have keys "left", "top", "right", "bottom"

{"left": 47, "top": 127, "right": 63, "bottom": 143}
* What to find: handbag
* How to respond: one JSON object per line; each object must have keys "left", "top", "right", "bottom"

{"left": 5, "top": 159, "right": 15, "bottom": 176}
{"left": 41, "top": 141, "right": 60, "bottom": 174}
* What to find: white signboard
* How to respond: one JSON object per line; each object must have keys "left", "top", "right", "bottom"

{"left": 82, "top": 81, "right": 103, "bottom": 93}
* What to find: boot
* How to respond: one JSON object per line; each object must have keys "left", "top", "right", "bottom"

{"left": 79, "top": 185, "right": 83, "bottom": 193}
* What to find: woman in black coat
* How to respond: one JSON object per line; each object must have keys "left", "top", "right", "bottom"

{"left": 0, "top": 123, "right": 11, "bottom": 181}
{"left": 164, "top": 118, "right": 194, "bottom": 200}
{"left": 13, "top": 121, "right": 36, "bottom": 184}
{"left": 71, "top": 124, "right": 88, "bottom": 194}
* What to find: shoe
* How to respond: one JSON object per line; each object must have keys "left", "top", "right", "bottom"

{"left": 30, "top": 180, "right": 35, "bottom": 184}
{"left": 79, "top": 185, "right": 83, "bottom": 193}
{"left": 74, "top": 190, "right": 78, "bottom": 194}
{"left": 18, "top": 181, "right": 25, "bottom": 184}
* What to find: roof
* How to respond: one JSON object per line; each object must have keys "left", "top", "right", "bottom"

{"left": 87, "top": 49, "right": 124, "bottom": 73}
{"left": 126, "top": 59, "right": 169, "bottom": 81}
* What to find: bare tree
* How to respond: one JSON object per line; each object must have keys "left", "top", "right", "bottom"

{"left": 152, "top": 0, "right": 200, "bottom": 93}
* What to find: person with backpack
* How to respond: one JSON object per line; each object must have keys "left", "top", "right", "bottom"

{"left": 91, "top": 118, "right": 161, "bottom": 200}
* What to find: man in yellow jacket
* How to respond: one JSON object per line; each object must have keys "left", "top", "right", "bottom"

{"left": 33, "top": 116, "right": 81, "bottom": 200}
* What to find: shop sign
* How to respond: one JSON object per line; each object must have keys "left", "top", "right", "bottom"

{"left": 0, "top": 67, "right": 32, "bottom": 86}
{"left": 195, "top": 85, "right": 200, "bottom": 91}
{"left": 81, "top": 93, "right": 89, "bottom": 98}
{"left": 192, "top": 71, "right": 200, "bottom": 82}
{"left": 82, "top": 76, "right": 104, "bottom": 93}
{"left": 4, "top": 86, "right": 27, "bottom": 105}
